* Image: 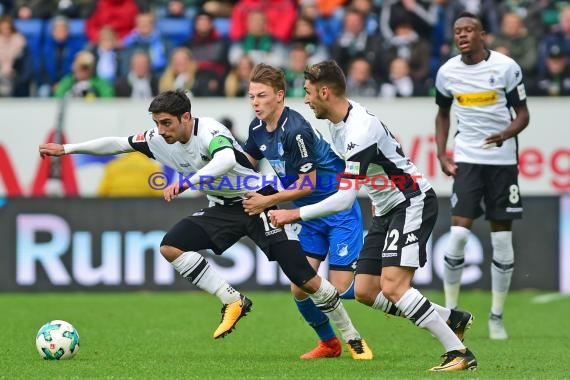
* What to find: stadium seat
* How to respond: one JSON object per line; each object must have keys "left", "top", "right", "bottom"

{"left": 314, "top": 15, "right": 343, "bottom": 47}
{"left": 14, "top": 18, "right": 43, "bottom": 52}
{"left": 156, "top": 18, "right": 192, "bottom": 46}
{"left": 68, "top": 19, "right": 86, "bottom": 39}
{"left": 14, "top": 19, "right": 44, "bottom": 83}
{"left": 213, "top": 17, "right": 230, "bottom": 39}
{"left": 44, "top": 18, "right": 87, "bottom": 42}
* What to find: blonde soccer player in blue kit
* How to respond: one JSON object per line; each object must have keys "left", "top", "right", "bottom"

{"left": 242, "top": 64, "right": 372, "bottom": 360}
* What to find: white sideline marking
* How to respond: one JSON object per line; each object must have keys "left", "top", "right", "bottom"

{"left": 532, "top": 293, "right": 570, "bottom": 304}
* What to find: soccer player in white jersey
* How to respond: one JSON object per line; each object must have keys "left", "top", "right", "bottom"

{"left": 38, "top": 90, "right": 365, "bottom": 347}
{"left": 434, "top": 12, "right": 530, "bottom": 340}
{"left": 269, "top": 61, "right": 477, "bottom": 372}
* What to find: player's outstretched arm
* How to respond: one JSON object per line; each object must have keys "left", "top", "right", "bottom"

{"left": 39, "top": 137, "right": 134, "bottom": 158}
{"left": 269, "top": 180, "right": 358, "bottom": 227}
{"left": 170, "top": 148, "right": 236, "bottom": 202}
{"left": 243, "top": 171, "right": 317, "bottom": 215}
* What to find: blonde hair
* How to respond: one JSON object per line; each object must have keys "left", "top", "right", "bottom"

{"left": 72, "top": 50, "right": 95, "bottom": 70}
{"left": 159, "top": 47, "right": 197, "bottom": 92}
{"left": 249, "top": 63, "right": 286, "bottom": 93}
{"left": 224, "top": 55, "right": 254, "bottom": 97}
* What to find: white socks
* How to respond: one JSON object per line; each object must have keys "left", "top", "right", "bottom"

{"left": 396, "top": 288, "right": 464, "bottom": 352}
{"left": 431, "top": 302, "right": 451, "bottom": 322}
{"left": 490, "top": 231, "right": 514, "bottom": 316}
{"left": 372, "top": 292, "right": 401, "bottom": 316}
{"left": 444, "top": 226, "right": 515, "bottom": 317}
{"left": 443, "top": 226, "right": 470, "bottom": 309}
{"left": 171, "top": 251, "right": 240, "bottom": 304}
{"left": 310, "top": 278, "right": 360, "bottom": 342}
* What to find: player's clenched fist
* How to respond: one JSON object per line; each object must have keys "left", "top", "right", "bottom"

{"left": 438, "top": 155, "right": 457, "bottom": 177}
{"left": 163, "top": 182, "right": 184, "bottom": 202}
{"left": 39, "top": 143, "right": 65, "bottom": 158}
{"left": 268, "top": 209, "right": 300, "bottom": 228}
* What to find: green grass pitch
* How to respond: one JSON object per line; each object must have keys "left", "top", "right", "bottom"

{"left": 2, "top": 290, "right": 569, "bottom": 379}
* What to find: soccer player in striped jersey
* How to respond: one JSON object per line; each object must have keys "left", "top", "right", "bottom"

{"left": 242, "top": 63, "right": 372, "bottom": 360}
{"left": 38, "top": 90, "right": 367, "bottom": 348}
{"left": 435, "top": 12, "right": 530, "bottom": 340}
{"left": 269, "top": 60, "right": 477, "bottom": 372}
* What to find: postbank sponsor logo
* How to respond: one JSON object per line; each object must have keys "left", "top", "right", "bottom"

{"left": 455, "top": 91, "right": 497, "bottom": 106}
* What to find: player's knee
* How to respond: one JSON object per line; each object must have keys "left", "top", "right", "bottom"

{"left": 290, "top": 283, "right": 308, "bottom": 299}
{"left": 446, "top": 225, "right": 470, "bottom": 258}
{"left": 354, "top": 290, "right": 374, "bottom": 306}
{"left": 379, "top": 285, "right": 400, "bottom": 304}
{"left": 160, "top": 244, "right": 182, "bottom": 263}
{"left": 298, "top": 275, "right": 320, "bottom": 294}
{"left": 354, "top": 280, "right": 375, "bottom": 306}
{"left": 491, "top": 231, "right": 514, "bottom": 264}
{"left": 354, "top": 273, "right": 382, "bottom": 305}
{"left": 380, "top": 271, "right": 413, "bottom": 302}
{"left": 329, "top": 270, "right": 355, "bottom": 299}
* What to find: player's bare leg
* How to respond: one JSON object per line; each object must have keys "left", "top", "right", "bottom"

{"left": 355, "top": 273, "right": 382, "bottom": 306}
{"left": 355, "top": 273, "right": 472, "bottom": 341}
{"left": 380, "top": 266, "right": 476, "bottom": 371}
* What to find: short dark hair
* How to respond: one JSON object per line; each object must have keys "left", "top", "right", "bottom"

{"left": 304, "top": 60, "right": 346, "bottom": 96}
{"left": 148, "top": 90, "right": 191, "bottom": 120}
{"left": 455, "top": 11, "right": 483, "bottom": 28}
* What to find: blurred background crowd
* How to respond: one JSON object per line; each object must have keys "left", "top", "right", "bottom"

{"left": 1, "top": 0, "right": 570, "bottom": 100}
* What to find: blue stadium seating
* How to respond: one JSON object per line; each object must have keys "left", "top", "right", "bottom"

{"left": 14, "top": 18, "right": 43, "bottom": 52}
{"left": 14, "top": 19, "right": 44, "bottom": 82}
{"left": 69, "top": 19, "right": 86, "bottom": 39}
{"left": 213, "top": 17, "right": 230, "bottom": 39}
{"left": 156, "top": 18, "right": 192, "bottom": 46}
{"left": 44, "top": 18, "right": 87, "bottom": 43}
{"left": 314, "top": 15, "right": 343, "bottom": 47}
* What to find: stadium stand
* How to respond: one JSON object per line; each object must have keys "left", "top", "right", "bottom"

{"left": 156, "top": 17, "right": 192, "bottom": 46}
{"left": 14, "top": 19, "right": 44, "bottom": 84}
{"left": 44, "top": 18, "right": 87, "bottom": 45}
{"left": 213, "top": 17, "right": 231, "bottom": 39}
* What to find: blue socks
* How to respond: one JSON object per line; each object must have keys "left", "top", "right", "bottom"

{"left": 294, "top": 297, "right": 335, "bottom": 341}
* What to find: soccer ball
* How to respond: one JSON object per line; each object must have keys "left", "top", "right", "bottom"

{"left": 35, "top": 320, "right": 80, "bottom": 360}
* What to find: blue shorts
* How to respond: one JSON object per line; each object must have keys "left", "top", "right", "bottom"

{"left": 297, "top": 202, "right": 363, "bottom": 271}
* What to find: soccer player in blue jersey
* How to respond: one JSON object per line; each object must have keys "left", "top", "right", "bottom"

{"left": 241, "top": 63, "right": 373, "bottom": 360}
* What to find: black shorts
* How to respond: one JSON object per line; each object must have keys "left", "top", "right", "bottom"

{"left": 160, "top": 202, "right": 316, "bottom": 286}
{"left": 451, "top": 163, "right": 523, "bottom": 220}
{"left": 356, "top": 189, "right": 438, "bottom": 275}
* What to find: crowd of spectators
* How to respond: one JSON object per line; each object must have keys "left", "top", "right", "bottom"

{"left": 1, "top": 0, "right": 570, "bottom": 99}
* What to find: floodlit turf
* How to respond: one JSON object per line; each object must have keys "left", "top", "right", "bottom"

{"left": 2, "top": 290, "right": 569, "bottom": 379}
